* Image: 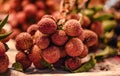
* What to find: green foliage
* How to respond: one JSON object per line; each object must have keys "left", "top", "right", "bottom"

{"left": 12, "top": 62, "right": 23, "bottom": 72}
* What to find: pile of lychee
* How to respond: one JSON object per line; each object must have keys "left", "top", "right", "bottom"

{"left": 8, "top": 0, "right": 59, "bottom": 38}
{"left": 14, "top": 15, "right": 98, "bottom": 71}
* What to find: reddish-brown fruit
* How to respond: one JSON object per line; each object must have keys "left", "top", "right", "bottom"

{"left": 91, "top": 21, "right": 104, "bottom": 36}
{"left": 81, "top": 16, "right": 91, "bottom": 28}
{"left": 0, "top": 54, "right": 9, "bottom": 73}
{"left": 37, "top": 18, "right": 57, "bottom": 34}
{"left": 79, "top": 45, "right": 88, "bottom": 58}
{"left": 67, "top": 14, "right": 81, "bottom": 21}
{"left": 16, "top": 51, "right": 32, "bottom": 70}
{"left": 27, "top": 24, "right": 38, "bottom": 36}
{"left": 16, "top": 12, "right": 26, "bottom": 24}
{"left": 0, "top": 42, "right": 6, "bottom": 57}
{"left": 65, "top": 57, "right": 81, "bottom": 71}
{"left": 59, "top": 47, "right": 67, "bottom": 58}
{"left": 23, "top": 4, "right": 37, "bottom": 16}
{"left": 21, "top": 0, "right": 30, "bottom": 8}
{"left": 65, "top": 38, "right": 84, "bottom": 57}
{"left": 32, "top": 30, "right": 43, "bottom": 44}
{"left": 15, "top": 32, "right": 33, "bottom": 51}
{"left": 8, "top": 13, "right": 18, "bottom": 28}
{"left": 53, "top": 58, "right": 66, "bottom": 68}
{"left": 83, "top": 30, "right": 98, "bottom": 47}
{"left": 42, "top": 46, "right": 60, "bottom": 64}
{"left": 63, "top": 19, "right": 83, "bottom": 36}
{"left": 35, "top": 1, "right": 45, "bottom": 10}
{"left": 42, "top": 15, "right": 56, "bottom": 22}
{"left": 10, "top": 28, "right": 21, "bottom": 39}
{"left": 29, "top": 45, "right": 45, "bottom": 69}
{"left": 35, "top": 36, "right": 50, "bottom": 49}
{"left": 36, "top": 10, "right": 45, "bottom": 21}
{"left": 46, "top": 0, "right": 54, "bottom": 8}
{"left": 51, "top": 30, "right": 68, "bottom": 46}
{"left": 77, "top": 31, "right": 85, "bottom": 42}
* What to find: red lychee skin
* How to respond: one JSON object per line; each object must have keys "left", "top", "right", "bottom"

{"left": 65, "top": 38, "right": 84, "bottom": 57}
{"left": 15, "top": 32, "right": 33, "bottom": 51}
{"left": 63, "top": 19, "right": 83, "bottom": 36}
{"left": 60, "top": 48, "right": 67, "bottom": 58}
{"left": 77, "top": 31, "right": 85, "bottom": 42}
{"left": 16, "top": 12, "right": 26, "bottom": 24}
{"left": 37, "top": 18, "right": 57, "bottom": 34}
{"left": 36, "top": 10, "right": 45, "bottom": 22}
{"left": 42, "top": 15, "right": 56, "bottom": 22}
{"left": 16, "top": 51, "right": 32, "bottom": 70}
{"left": 65, "top": 57, "right": 81, "bottom": 71}
{"left": 35, "top": 1, "right": 45, "bottom": 10}
{"left": 91, "top": 21, "right": 104, "bottom": 36}
{"left": 83, "top": 30, "right": 98, "bottom": 47}
{"left": 79, "top": 45, "right": 88, "bottom": 58}
{"left": 28, "top": 45, "right": 45, "bottom": 69}
{"left": 23, "top": 4, "right": 37, "bottom": 16}
{"left": 0, "top": 42, "right": 6, "bottom": 57}
{"left": 0, "top": 54, "right": 9, "bottom": 73}
{"left": 51, "top": 30, "right": 68, "bottom": 46}
{"left": 42, "top": 46, "right": 60, "bottom": 64}
{"left": 67, "top": 14, "right": 81, "bottom": 21}
{"left": 27, "top": 24, "right": 38, "bottom": 36}
{"left": 35, "top": 36, "right": 50, "bottom": 49}
{"left": 81, "top": 16, "right": 91, "bottom": 28}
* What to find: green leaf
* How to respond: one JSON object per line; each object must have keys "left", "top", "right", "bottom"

{"left": 102, "top": 20, "right": 116, "bottom": 32}
{"left": 0, "top": 15, "right": 9, "bottom": 29}
{"left": 12, "top": 62, "right": 23, "bottom": 72}
{"left": 91, "top": 5, "right": 103, "bottom": 12}
{"left": 0, "top": 32, "right": 12, "bottom": 40}
{"left": 95, "top": 46, "right": 118, "bottom": 60}
{"left": 40, "top": 59, "right": 52, "bottom": 68}
{"left": 94, "top": 14, "right": 114, "bottom": 21}
{"left": 73, "top": 55, "right": 96, "bottom": 73}
{"left": 3, "top": 43, "right": 9, "bottom": 52}
{"left": 82, "top": 9, "right": 95, "bottom": 17}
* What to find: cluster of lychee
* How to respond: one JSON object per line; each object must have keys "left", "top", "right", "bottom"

{"left": 15, "top": 15, "right": 98, "bottom": 71}
{"left": 8, "top": 0, "right": 59, "bottom": 39}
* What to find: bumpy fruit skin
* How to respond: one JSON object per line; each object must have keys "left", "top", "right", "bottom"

{"left": 27, "top": 24, "right": 38, "bottom": 36}
{"left": 51, "top": 30, "right": 68, "bottom": 46}
{"left": 65, "top": 38, "right": 84, "bottom": 57}
{"left": 0, "top": 54, "right": 9, "bottom": 73}
{"left": 79, "top": 45, "right": 88, "bottom": 58}
{"left": 63, "top": 19, "right": 83, "bottom": 36}
{"left": 65, "top": 57, "right": 81, "bottom": 71}
{"left": 42, "top": 46, "right": 60, "bottom": 64}
{"left": 0, "top": 42, "right": 6, "bottom": 57}
{"left": 29, "top": 45, "right": 45, "bottom": 69}
{"left": 67, "top": 14, "right": 81, "bottom": 21}
{"left": 16, "top": 51, "right": 32, "bottom": 70}
{"left": 83, "top": 30, "right": 98, "bottom": 47}
{"left": 35, "top": 36, "right": 50, "bottom": 49}
{"left": 42, "top": 15, "right": 56, "bottom": 22}
{"left": 37, "top": 18, "right": 57, "bottom": 34}
{"left": 15, "top": 32, "right": 33, "bottom": 51}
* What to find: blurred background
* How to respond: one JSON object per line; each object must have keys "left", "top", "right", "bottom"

{"left": 0, "top": 0, "right": 119, "bottom": 39}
